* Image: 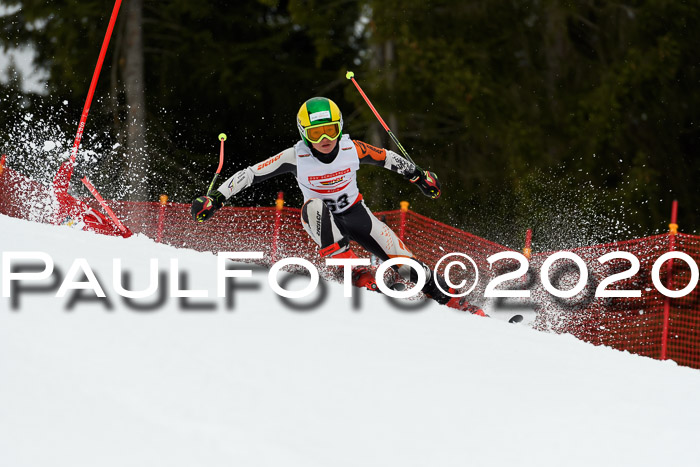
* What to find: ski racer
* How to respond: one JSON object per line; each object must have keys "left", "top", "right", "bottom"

{"left": 191, "top": 96, "right": 477, "bottom": 311}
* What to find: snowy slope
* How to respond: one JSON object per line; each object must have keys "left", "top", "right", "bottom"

{"left": 1, "top": 214, "right": 699, "bottom": 467}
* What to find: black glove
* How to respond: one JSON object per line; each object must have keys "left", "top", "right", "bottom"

{"left": 406, "top": 167, "right": 441, "bottom": 199}
{"left": 191, "top": 190, "right": 225, "bottom": 222}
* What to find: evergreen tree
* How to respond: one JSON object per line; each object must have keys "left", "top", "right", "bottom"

{"left": 2, "top": 0, "right": 699, "bottom": 244}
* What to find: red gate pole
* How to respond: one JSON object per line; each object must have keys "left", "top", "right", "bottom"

{"left": 523, "top": 228, "right": 533, "bottom": 260}
{"left": 271, "top": 191, "right": 285, "bottom": 262}
{"left": 53, "top": 0, "right": 123, "bottom": 196}
{"left": 660, "top": 200, "right": 679, "bottom": 360}
{"left": 0, "top": 154, "right": 6, "bottom": 175}
{"left": 156, "top": 194, "right": 168, "bottom": 243}
{"left": 399, "top": 201, "right": 409, "bottom": 241}
{"left": 80, "top": 177, "right": 129, "bottom": 235}
{"left": 522, "top": 229, "right": 533, "bottom": 289}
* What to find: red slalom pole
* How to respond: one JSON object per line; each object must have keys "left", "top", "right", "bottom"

{"left": 345, "top": 71, "right": 416, "bottom": 165}
{"left": 207, "top": 133, "right": 227, "bottom": 195}
{"left": 523, "top": 229, "right": 533, "bottom": 260}
{"left": 53, "top": 0, "right": 123, "bottom": 193}
{"left": 81, "top": 177, "right": 129, "bottom": 234}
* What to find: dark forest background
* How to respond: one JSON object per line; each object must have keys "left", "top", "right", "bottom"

{"left": 1, "top": 0, "right": 698, "bottom": 248}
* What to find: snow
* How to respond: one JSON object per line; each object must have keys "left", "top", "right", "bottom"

{"left": 42, "top": 140, "right": 57, "bottom": 151}
{"left": 1, "top": 214, "right": 699, "bottom": 466}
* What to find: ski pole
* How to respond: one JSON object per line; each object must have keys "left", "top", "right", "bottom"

{"left": 345, "top": 71, "right": 416, "bottom": 165}
{"left": 207, "top": 133, "right": 227, "bottom": 195}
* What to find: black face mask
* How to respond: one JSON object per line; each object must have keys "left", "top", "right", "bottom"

{"left": 310, "top": 141, "right": 340, "bottom": 164}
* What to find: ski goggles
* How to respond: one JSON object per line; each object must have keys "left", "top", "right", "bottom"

{"left": 304, "top": 122, "right": 341, "bottom": 144}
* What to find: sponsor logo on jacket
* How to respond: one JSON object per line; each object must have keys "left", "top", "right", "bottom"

{"left": 319, "top": 176, "right": 344, "bottom": 186}
{"left": 308, "top": 168, "right": 351, "bottom": 182}
{"left": 256, "top": 153, "right": 282, "bottom": 170}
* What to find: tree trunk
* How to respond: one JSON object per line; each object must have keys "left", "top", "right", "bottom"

{"left": 123, "top": 0, "right": 148, "bottom": 201}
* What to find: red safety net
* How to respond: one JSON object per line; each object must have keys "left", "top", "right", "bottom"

{"left": 1, "top": 163, "right": 699, "bottom": 369}
{"left": 107, "top": 200, "right": 320, "bottom": 266}
{"left": 528, "top": 235, "right": 699, "bottom": 366}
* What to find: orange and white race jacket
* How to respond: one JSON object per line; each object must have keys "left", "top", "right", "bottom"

{"left": 217, "top": 134, "right": 416, "bottom": 213}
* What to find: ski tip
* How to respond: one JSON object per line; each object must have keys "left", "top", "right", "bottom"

{"left": 218, "top": 133, "right": 227, "bottom": 141}
{"left": 345, "top": 71, "right": 354, "bottom": 80}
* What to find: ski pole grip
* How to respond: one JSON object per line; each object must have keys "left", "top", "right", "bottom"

{"left": 207, "top": 132, "right": 227, "bottom": 194}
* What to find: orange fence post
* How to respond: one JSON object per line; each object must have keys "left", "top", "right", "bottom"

{"left": 272, "top": 191, "right": 285, "bottom": 262}
{"left": 660, "top": 199, "right": 679, "bottom": 360}
{"left": 523, "top": 228, "right": 532, "bottom": 260}
{"left": 399, "top": 201, "right": 409, "bottom": 241}
{"left": 156, "top": 194, "right": 168, "bottom": 243}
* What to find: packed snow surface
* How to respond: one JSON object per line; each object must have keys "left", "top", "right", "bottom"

{"left": 1, "top": 214, "right": 699, "bottom": 467}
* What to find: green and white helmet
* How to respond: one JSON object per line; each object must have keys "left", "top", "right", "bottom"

{"left": 296, "top": 97, "right": 344, "bottom": 146}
